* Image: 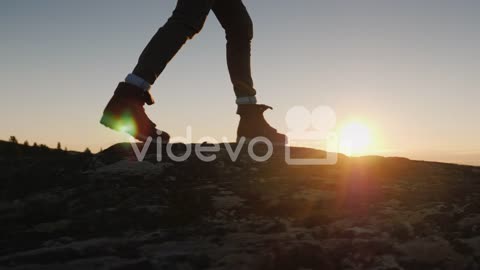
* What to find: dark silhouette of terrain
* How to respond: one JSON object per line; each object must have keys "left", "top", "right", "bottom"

{"left": 0, "top": 140, "right": 479, "bottom": 269}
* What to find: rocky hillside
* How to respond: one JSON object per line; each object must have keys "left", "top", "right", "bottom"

{"left": 0, "top": 141, "right": 479, "bottom": 270}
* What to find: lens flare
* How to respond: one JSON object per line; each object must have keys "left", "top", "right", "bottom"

{"left": 109, "top": 112, "right": 138, "bottom": 137}
{"left": 339, "top": 122, "right": 372, "bottom": 156}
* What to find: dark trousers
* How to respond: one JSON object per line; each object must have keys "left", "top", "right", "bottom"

{"left": 132, "top": 0, "right": 256, "bottom": 98}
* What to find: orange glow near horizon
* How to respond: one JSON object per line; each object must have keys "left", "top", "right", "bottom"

{"left": 338, "top": 121, "right": 374, "bottom": 156}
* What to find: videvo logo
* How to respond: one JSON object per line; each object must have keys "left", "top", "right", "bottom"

{"left": 129, "top": 106, "right": 339, "bottom": 165}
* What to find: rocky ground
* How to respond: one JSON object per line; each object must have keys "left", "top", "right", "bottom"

{"left": 0, "top": 141, "right": 479, "bottom": 270}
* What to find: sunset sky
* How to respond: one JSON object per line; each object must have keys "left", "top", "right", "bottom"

{"left": 1, "top": 0, "right": 479, "bottom": 165}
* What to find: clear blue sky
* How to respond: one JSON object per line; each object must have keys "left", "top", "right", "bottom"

{"left": 1, "top": 0, "right": 479, "bottom": 165}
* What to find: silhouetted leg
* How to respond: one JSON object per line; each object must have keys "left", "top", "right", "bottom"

{"left": 132, "top": 0, "right": 215, "bottom": 85}
{"left": 212, "top": 0, "right": 257, "bottom": 100}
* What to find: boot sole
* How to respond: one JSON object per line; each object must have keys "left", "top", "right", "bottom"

{"left": 100, "top": 114, "right": 170, "bottom": 144}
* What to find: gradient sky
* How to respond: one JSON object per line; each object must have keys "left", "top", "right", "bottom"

{"left": 1, "top": 0, "right": 479, "bottom": 165}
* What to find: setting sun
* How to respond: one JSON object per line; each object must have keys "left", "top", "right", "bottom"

{"left": 339, "top": 122, "right": 372, "bottom": 156}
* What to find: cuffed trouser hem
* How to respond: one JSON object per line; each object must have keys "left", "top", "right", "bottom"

{"left": 125, "top": 73, "right": 152, "bottom": 91}
{"left": 236, "top": 96, "right": 257, "bottom": 104}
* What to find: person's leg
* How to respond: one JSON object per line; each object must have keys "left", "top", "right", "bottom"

{"left": 131, "top": 0, "right": 215, "bottom": 86}
{"left": 213, "top": 0, "right": 286, "bottom": 144}
{"left": 101, "top": 0, "right": 215, "bottom": 142}
{"left": 212, "top": 0, "right": 257, "bottom": 104}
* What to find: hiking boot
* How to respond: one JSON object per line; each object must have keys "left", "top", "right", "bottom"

{"left": 236, "top": 104, "right": 287, "bottom": 144}
{"left": 100, "top": 82, "right": 170, "bottom": 143}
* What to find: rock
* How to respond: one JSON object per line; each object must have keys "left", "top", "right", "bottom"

{"left": 371, "top": 255, "right": 403, "bottom": 270}
{"left": 343, "top": 226, "right": 377, "bottom": 238}
{"left": 33, "top": 220, "right": 71, "bottom": 233}
{"left": 458, "top": 215, "right": 480, "bottom": 233}
{"left": 256, "top": 221, "right": 287, "bottom": 234}
{"left": 291, "top": 189, "right": 335, "bottom": 202}
{"left": 1, "top": 141, "right": 480, "bottom": 269}
{"left": 396, "top": 237, "right": 460, "bottom": 265}
{"left": 212, "top": 195, "right": 245, "bottom": 210}
{"left": 166, "top": 176, "right": 177, "bottom": 182}
{"left": 460, "top": 236, "right": 480, "bottom": 256}
{"left": 216, "top": 253, "right": 255, "bottom": 268}
{"left": 91, "top": 160, "right": 168, "bottom": 178}
{"left": 388, "top": 221, "right": 414, "bottom": 240}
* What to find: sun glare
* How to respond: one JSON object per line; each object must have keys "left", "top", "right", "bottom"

{"left": 339, "top": 122, "right": 372, "bottom": 156}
